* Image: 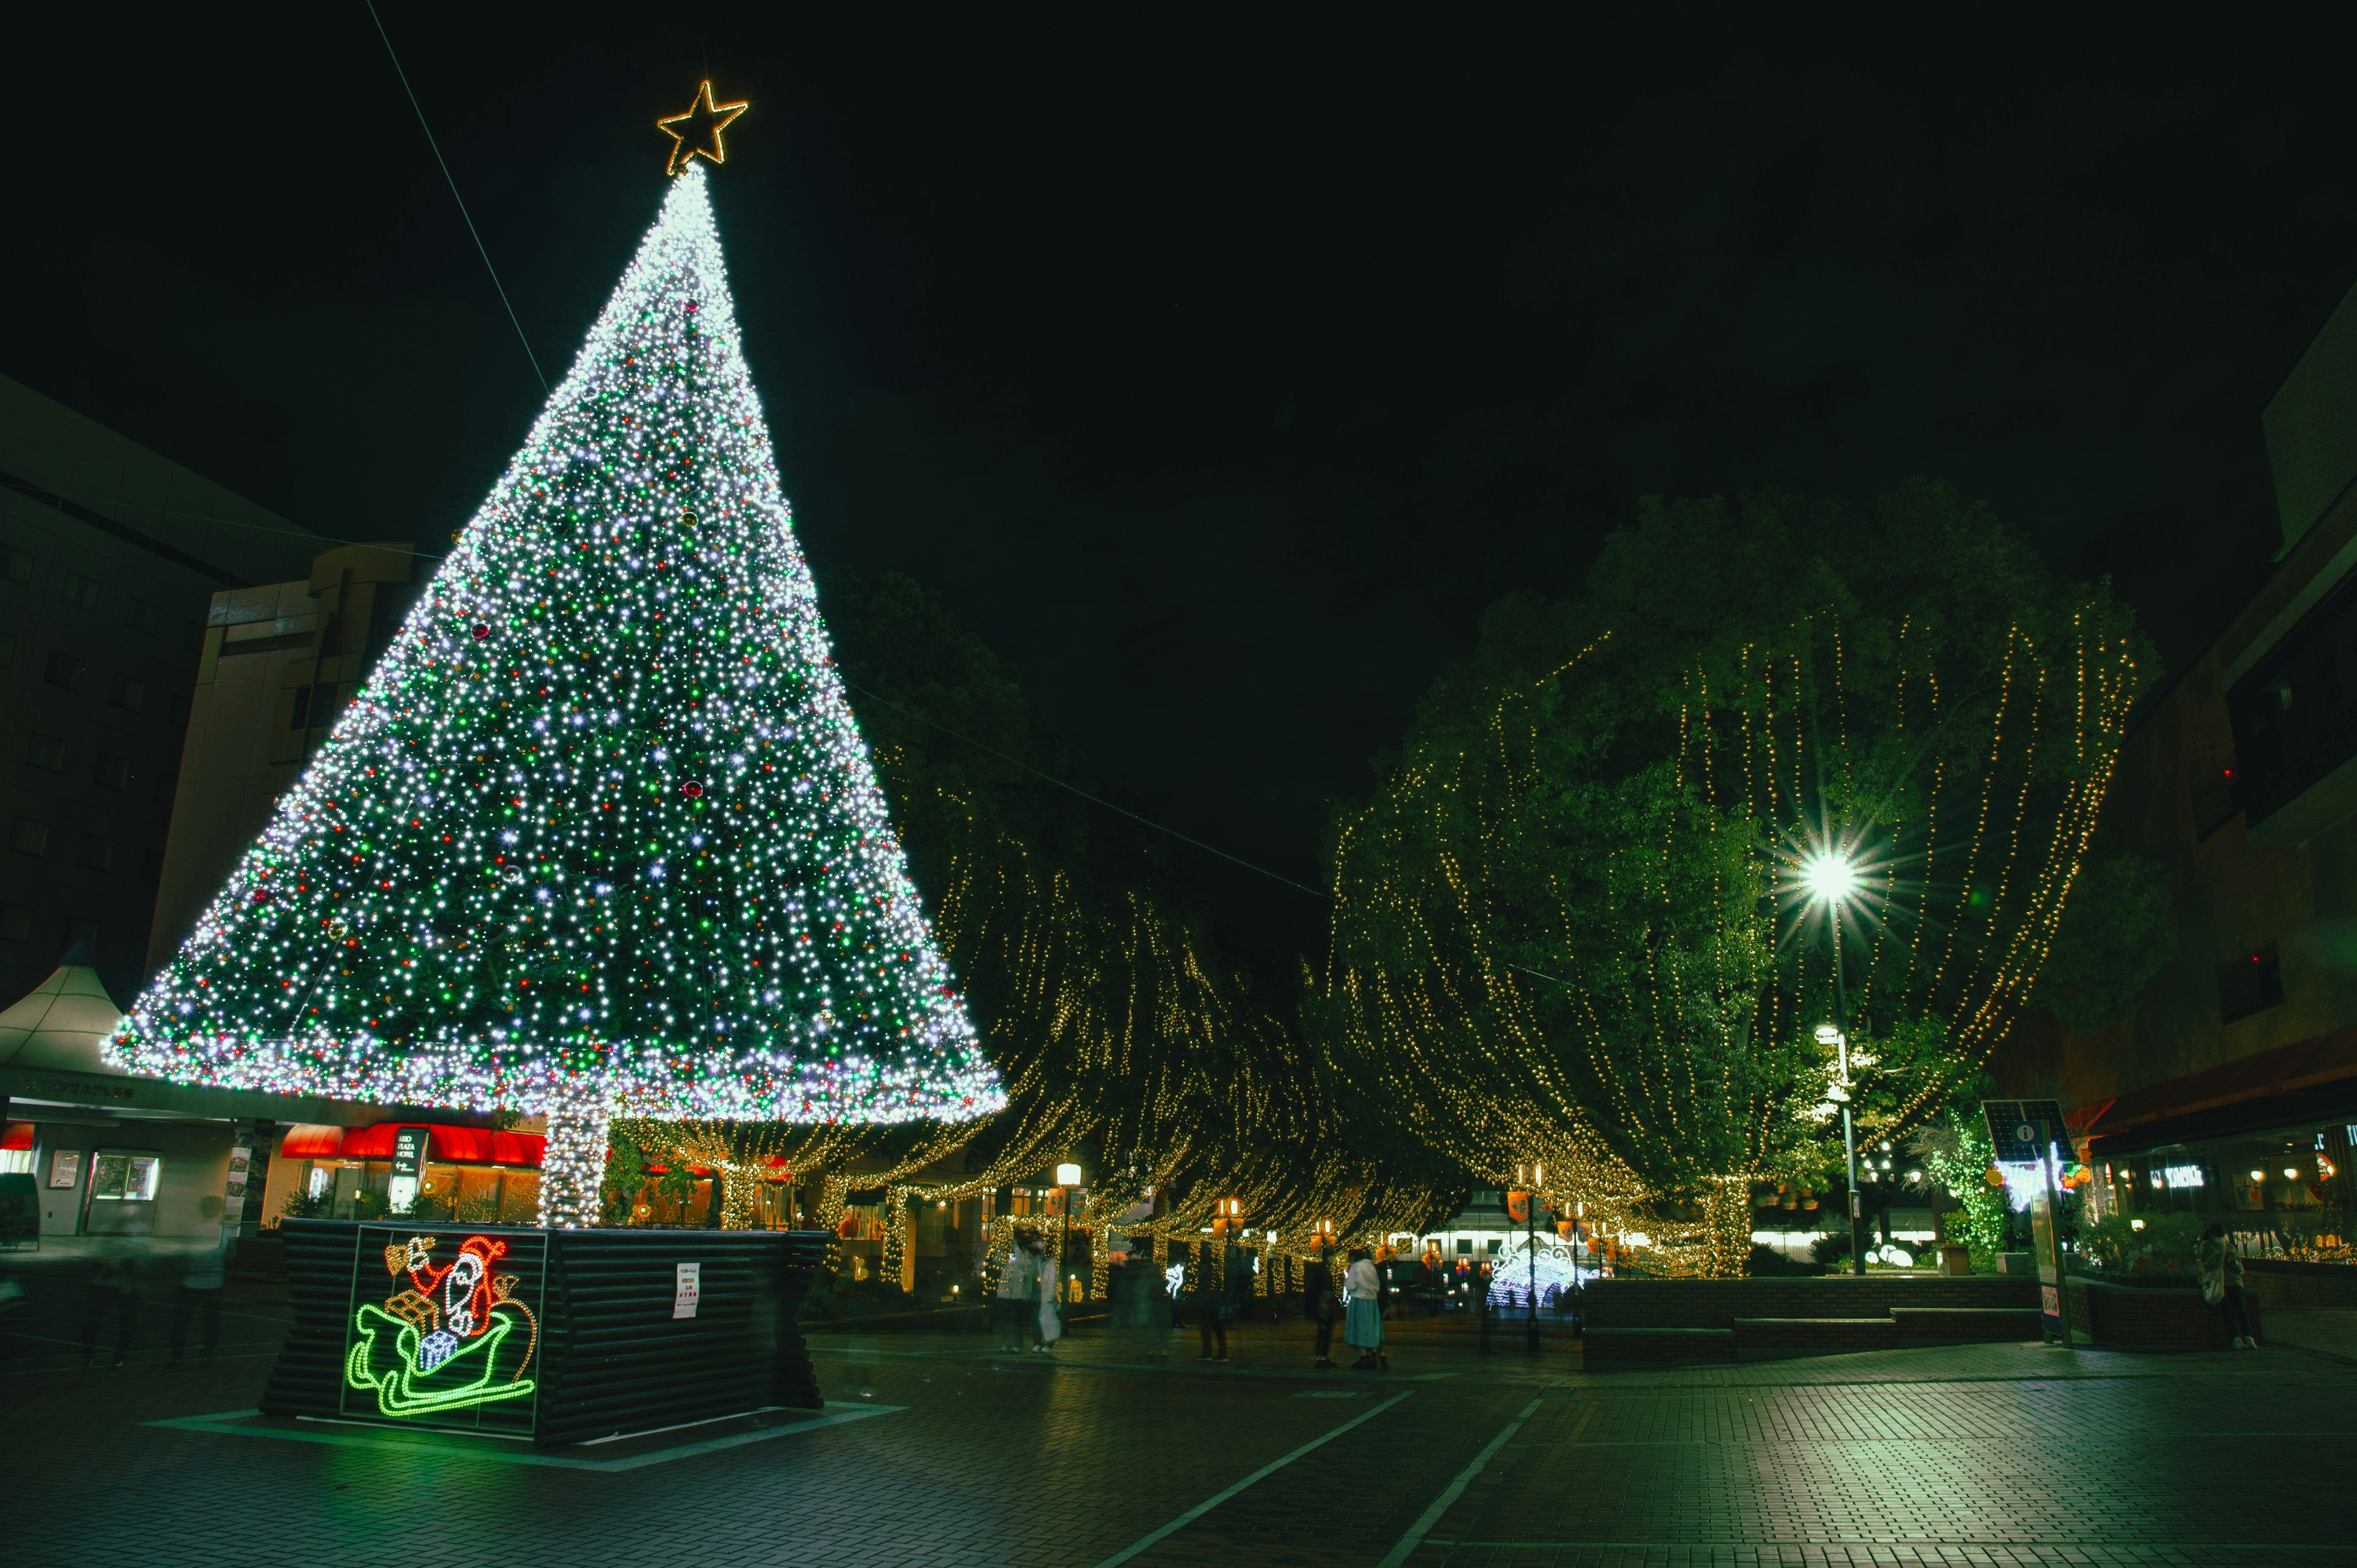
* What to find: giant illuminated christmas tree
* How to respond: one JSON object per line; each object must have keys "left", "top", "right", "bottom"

{"left": 114, "top": 115, "right": 1003, "bottom": 1224}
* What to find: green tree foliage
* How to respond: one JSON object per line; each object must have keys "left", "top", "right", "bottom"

{"left": 823, "top": 570, "right": 1463, "bottom": 1235}
{"left": 1320, "top": 484, "right": 2150, "bottom": 1267}
{"left": 2034, "top": 846, "right": 2174, "bottom": 1035}
{"left": 1913, "top": 1109, "right": 2010, "bottom": 1270}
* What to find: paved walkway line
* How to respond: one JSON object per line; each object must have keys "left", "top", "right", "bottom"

{"left": 1086, "top": 1391, "right": 1413, "bottom": 1568}
{"left": 143, "top": 1400, "right": 900, "bottom": 1470}
{"left": 1375, "top": 1395, "right": 1547, "bottom": 1568}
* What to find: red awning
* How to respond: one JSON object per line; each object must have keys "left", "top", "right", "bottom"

{"left": 2, "top": 1121, "right": 31, "bottom": 1151}
{"left": 277, "top": 1121, "right": 544, "bottom": 1168}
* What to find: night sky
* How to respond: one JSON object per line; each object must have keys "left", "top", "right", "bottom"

{"left": 9, "top": 12, "right": 2355, "bottom": 959}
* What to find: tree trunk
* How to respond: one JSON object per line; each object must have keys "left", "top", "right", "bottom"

{"left": 538, "top": 1080, "right": 615, "bottom": 1229}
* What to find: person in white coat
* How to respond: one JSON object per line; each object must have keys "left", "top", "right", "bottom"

{"left": 996, "top": 1229, "right": 1036, "bottom": 1351}
{"left": 1345, "top": 1245, "right": 1386, "bottom": 1371}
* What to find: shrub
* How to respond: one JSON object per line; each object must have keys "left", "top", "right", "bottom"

{"left": 1747, "top": 1242, "right": 1826, "bottom": 1276}
{"left": 2080, "top": 1211, "right": 2202, "bottom": 1279}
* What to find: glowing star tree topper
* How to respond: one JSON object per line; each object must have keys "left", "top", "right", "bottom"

{"left": 112, "top": 159, "right": 1005, "bottom": 1226}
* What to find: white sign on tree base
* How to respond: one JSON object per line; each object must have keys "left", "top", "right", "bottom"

{"left": 674, "top": 1261, "right": 701, "bottom": 1319}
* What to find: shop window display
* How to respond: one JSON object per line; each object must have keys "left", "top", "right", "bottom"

{"left": 2115, "top": 1121, "right": 2356, "bottom": 1262}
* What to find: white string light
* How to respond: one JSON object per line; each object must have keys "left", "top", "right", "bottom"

{"left": 112, "top": 164, "right": 1005, "bottom": 1143}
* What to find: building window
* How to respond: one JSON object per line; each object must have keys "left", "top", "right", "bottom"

{"left": 124, "top": 597, "right": 161, "bottom": 635}
{"left": 93, "top": 753, "right": 131, "bottom": 790}
{"left": 8, "top": 817, "right": 50, "bottom": 856}
{"left": 89, "top": 1154, "right": 160, "bottom": 1203}
{"left": 2219, "top": 943, "right": 2286, "bottom": 1024}
{"left": 24, "top": 733, "right": 65, "bottom": 773}
{"left": 1, "top": 544, "right": 32, "bottom": 585}
{"left": 42, "top": 649, "right": 81, "bottom": 691}
{"left": 66, "top": 916, "right": 99, "bottom": 948}
{"left": 76, "top": 835, "right": 115, "bottom": 872}
{"left": 109, "top": 674, "right": 145, "bottom": 713}
{"left": 60, "top": 571, "right": 100, "bottom": 612}
{"left": 0, "top": 904, "right": 29, "bottom": 941}
{"left": 140, "top": 845, "right": 163, "bottom": 883}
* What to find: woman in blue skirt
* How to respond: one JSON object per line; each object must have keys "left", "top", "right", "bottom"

{"left": 1344, "top": 1245, "right": 1387, "bottom": 1370}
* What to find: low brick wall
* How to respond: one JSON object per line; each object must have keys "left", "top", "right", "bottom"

{"left": 1583, "top": 1275, "right": 2037, "bottom": 1329}
{"left": 2245, "top": 1259, "right": 2357, "bottom": 1311}
{"left": 1733, "top": 1316, "right": 1896, "bottom": 1355}
{"left": 2065, "top": 1278, "right": 2264, "bottom": 1350}
{"left": 1892, "top": 1307, "right": 2043, "bottom": 1342}
{"left": 1584, "top": 1326, "right": 1736, "bottom": 1364}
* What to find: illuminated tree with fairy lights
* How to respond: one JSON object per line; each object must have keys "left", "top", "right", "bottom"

{"left": 1317, "top": 486, "right": 2148, "bottom": 1274}
{"left": 113, "top": 160, "right": 1004, "bottom": 1225}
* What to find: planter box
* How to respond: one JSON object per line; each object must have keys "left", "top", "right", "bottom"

{"left": 2065, "top": 1276, "right": 2263, "bottom": 1351}
{"left": 263, "top": 1219, "right": 826, "bottom": 1446}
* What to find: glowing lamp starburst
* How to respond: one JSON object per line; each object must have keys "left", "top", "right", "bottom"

{"left": 1800, "top": 851, "right": 1860, "bottom": 905}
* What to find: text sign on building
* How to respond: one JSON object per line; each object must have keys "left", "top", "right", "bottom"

{"left": 1982, "top": 1099, "right": 2068, "bottom": 1163}
{"left": 673, "top": 1261, "right": 701, "bottom": 1319}
{"left": 387, "top": 1126, "right": 428, "bottom": 1214}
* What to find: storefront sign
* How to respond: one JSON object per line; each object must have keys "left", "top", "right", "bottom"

{"left": 344, "top": 1228, "right": 541, "bottom": 1425}
{"left": 11, "top": 1074, "right": 134, "bottom": 1103}
{"left": 225, "top": 1145, "right": 252, "bottom": 1211}
{"left": 47, "top": 1149, "right": 79, "bottom": 1189}
{"left": 387, "top": 1126, "right": 428, "bottom": 1215}
{"left": 674, "top": 1261, "right": 701, "bottom": 1319}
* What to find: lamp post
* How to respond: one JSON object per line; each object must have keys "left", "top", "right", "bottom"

{"left": 1803, "top": 848, "right": 1867, "bottom": 1280}
{"left": 1055, "top": 1162, "right": 1082, "bottom": 1308}
{"left": 1523, "top": 1162, "right": 1543, "bottom": 1353}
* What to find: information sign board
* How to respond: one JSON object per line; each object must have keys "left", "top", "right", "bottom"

{"left": 1982, "top": 1099, "right": 2068, "bottom": 1162}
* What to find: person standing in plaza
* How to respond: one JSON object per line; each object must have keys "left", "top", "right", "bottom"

{"left": 80, "top": 1225, "right": 149, "bottom": 1369}
{"left": 1030, "top": 1230, "right": 1062, "bottom": 1352}
{"left": 2201, "top": 1222, "right": 2258, "bottom": 1348}
{"left": 1196, "top": 1221, "right": 1233, "bottom": 1361}
{"left": 1221, "top": 1224, "right": 1252, "bottom": 1346}
{"left": 170, "top": 1195, "right": 237, "bottom": 1362}
{"left": 1112, "top": 1238, "right": 1161, "bottom": 1359}
{"left": 1345, "top": 1245, "right": 1385, "bottom": 1370}
{"left": 1304, "top": 1235, "right": 1339, "bottom": 1368}
{"left": 996, "top": 1229, "right": 1035, "bottom": 1352}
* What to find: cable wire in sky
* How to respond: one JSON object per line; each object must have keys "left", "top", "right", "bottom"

{"left": 362, "top": 1, "right": 549, "bottom": 392}
{"left": 832, "top": 676, "right": 1577, "bottom": 987}
{"left": 835, "top": 675, "right": 1331, "bottom": 900}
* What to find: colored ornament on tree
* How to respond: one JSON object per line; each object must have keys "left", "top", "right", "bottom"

{"left": 112, "top": 160, "right": 1004, "bottom": 1224}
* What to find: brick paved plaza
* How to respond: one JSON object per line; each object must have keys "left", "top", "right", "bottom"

{"left": 4, "top": 1256, "right": 2355, "bottom": 1568}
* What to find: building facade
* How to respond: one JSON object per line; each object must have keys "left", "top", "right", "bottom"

{"left": 0, "top": 373, "right": 321, "bottom": 1008}
{"left": 2002, "top": 277, "right": 2357, "bottom": 1261}
{"left": 145, "top": 540, "right": 419, "bottom": 971}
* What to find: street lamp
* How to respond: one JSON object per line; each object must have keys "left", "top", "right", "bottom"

{"left": 1817, "top": 1021, "right": 1864, "bottom": 1278}
{"left": 1802, "top": 843, "right": 1867, "bottom": 1279}
{"left": 1055, "top": 1162, "right": 1082, "bottom": 1308}
{"left": 1519, "top": 1162, "right": 1544, "bottom": 1353}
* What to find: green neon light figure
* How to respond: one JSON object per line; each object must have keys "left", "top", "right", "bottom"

{"left": 346, "top": 1300, "right": 538, "bottom": 1417}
